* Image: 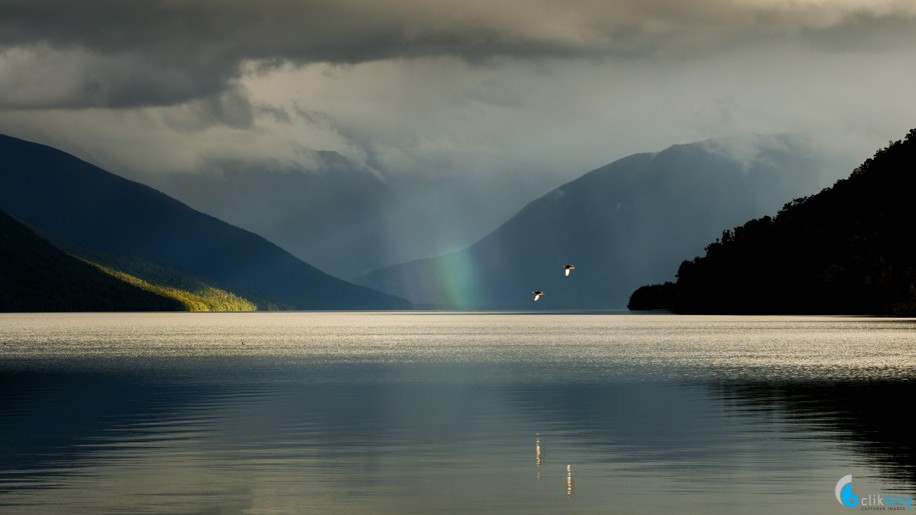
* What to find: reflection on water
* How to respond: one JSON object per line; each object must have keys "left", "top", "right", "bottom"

{"left": 566, "top": 464, "right": 574, "bottom": 498}
{"left": 710, "top": 380, "right": 916, "bottom": 486}
{"left": 1, "top": 313, "right": 915, "bottom": 513}
{"left": 535, "top": 433, "right": 544, "bottom": 481}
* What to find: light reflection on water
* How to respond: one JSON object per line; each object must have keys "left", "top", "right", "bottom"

{"left": 1, "top": 313, "right": 915, "bottom": 513}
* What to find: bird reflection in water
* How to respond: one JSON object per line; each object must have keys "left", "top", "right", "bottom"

{"left": 566, "top": 464, "right": 575, "bottom": 497}
{"left": 535, "top": 433, "right": 544, "bottom": 480}
{"left": 533, "top": 433, "right": 574, "bottom": 496}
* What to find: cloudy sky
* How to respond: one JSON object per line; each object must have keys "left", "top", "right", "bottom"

{"left": 2, "top": 0, "right": 916, "bottom": 272}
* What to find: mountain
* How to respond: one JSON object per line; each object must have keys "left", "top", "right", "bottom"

{"left": 357, "top": 135, "right": 852, "bottom": 309}
{"left": 0, "top": 209, "right": 183, "bottom": 312}
{"left": 82, "top": 254, "right": 258, "bottom": 311}
{"left": 0, "top": 134, "right": 410, "bottom": 310}
{"left": 629, "top": 129, "right": 916, "bottom": 315}
{"left": 141, "top": 156, "right": 562, "bottom": 280}
{"left": 142, "top": 154, "right": 399, "bottom": 279}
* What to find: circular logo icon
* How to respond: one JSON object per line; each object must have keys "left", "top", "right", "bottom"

{"left": 835, "top": 475, "right": 859, "bottom": 509}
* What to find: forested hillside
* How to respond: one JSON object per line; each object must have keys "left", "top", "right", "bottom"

{"left": 0, "top": 210, "right": 183, "bottom": 312}
{"left": 629, "top": 129, "right": 916, "bottom": 315}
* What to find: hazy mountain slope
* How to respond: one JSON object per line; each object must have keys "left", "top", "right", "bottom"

{"left": 359, "top": 135, "right": 851, "bottom": 309}
{"left": 143, "top": 157, "right": 561, "bottom": 280}
{"left": 0, "top": 134, "right": 409, "bottom": 310}
{"left": 629, "top": 129, "right": 916, "bottom": 315}
{"left": 0, "top": 210, "right": 183, "bottom": 312}
{"left": 144, "top": 154, "right": 397, "bottom": 279}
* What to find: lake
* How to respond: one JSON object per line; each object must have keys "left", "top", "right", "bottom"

{"left": 1, "top": 313, "right": 915, "bottom": 513}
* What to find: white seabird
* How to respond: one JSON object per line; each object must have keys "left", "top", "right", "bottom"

{"left": 532, "top": 291, "right": 545, "bottom": 302}
{"left": 563, "top": 264, "right": 576, "bottom": 277}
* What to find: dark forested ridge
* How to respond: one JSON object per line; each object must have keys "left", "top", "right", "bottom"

{"left": 0, "top": 134, "right": 410, "bottom": 310}
{"left": 629, "top": 129, "right": 916, "bottom": 315}
{"left": 0, "top": 210, "right": 183, "bottom": 312}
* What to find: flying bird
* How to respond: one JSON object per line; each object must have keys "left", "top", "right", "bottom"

{"left": 563, "top": 264, "right": 576, "bottom": 277}
{"left": 532, "top": 291, "right": 545, "bottom": 302}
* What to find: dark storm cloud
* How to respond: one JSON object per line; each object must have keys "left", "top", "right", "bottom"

{"left": 2, "top": 0, "right": 915, "bottom": 109}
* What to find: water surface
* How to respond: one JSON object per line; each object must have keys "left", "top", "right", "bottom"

{"left": 1, "top": 313, "right": 914, "bottom": 513}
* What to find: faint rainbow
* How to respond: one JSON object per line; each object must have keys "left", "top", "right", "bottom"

{"left": 432, "top": 250, "right": 481, "bottom": 310}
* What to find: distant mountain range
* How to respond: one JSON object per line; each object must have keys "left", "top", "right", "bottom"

{"left": 357, "top": 135, "right": 852, "bottom": 309}
{"left": 142, "top": 155, "right": 559, "bottom": 280}
{"left": 0, "top": 209, "right": 182, "bottom": 312}
{"left": 629, "top": 129, "right": 916, "bottom": 315}
{"left": 0, "top": 134, "right": 410, "bottom": 310}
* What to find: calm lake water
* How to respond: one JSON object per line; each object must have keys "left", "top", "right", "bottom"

{"left": 1, "top": 313, "right": 915, "bottom": 514}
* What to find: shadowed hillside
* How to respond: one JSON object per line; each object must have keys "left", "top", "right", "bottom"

{"left": 0, "top": 134, "right": 409, "bottom": 310}
{"left": 629, "top": 129, "right": 916, "bottom": 315}
{"left": 145, "top": 154, "right": 397, "bottom": 279}
{"left": 0, "top": 210, "right": 183, "bottom": 312}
